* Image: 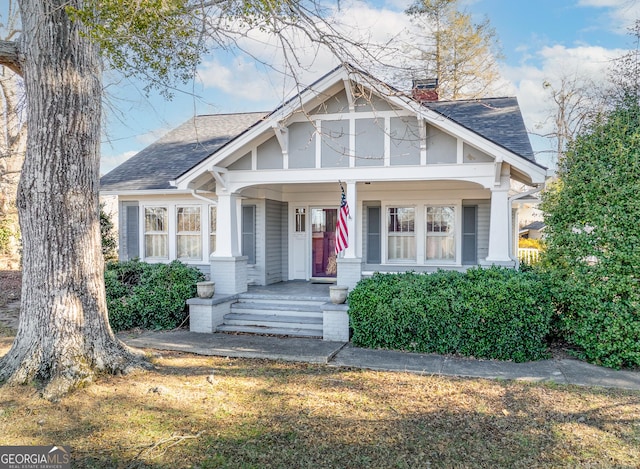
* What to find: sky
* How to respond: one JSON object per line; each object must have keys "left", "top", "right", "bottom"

{"left": 99, "top": 0, "right": 640, "bottom": 174}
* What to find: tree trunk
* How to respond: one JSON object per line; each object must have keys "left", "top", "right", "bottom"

{"left": 0, "top": 0, "right": 147, "bottom": 400}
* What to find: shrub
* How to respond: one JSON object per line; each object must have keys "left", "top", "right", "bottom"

{"left": 541, "top": 97, "right": 640, "bottom": 369}
{"left": 348, "top": 267, "right": 553, "bottom": 362}
{"left": 105, "top": 260, "right": 204, "bottom": 331}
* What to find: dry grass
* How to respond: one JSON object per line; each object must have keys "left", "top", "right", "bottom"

{"left": 0, "top": 344, "right": 639, "bottom": 469}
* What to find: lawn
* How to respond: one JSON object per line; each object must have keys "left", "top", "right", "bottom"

{"left": 1, "top": 338, "right": 639, "bottom": 468}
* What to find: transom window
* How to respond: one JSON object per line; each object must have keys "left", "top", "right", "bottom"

{"left": 426, "top": 206, "right": 455, "bottom": 261}
{"left": 176, "top": 206, "right": 201, "bottom": 260}
{"left": 387, "top": 207, "right": 416, "bottom": 262}
{"left": 144, "top": 207, "right": 168, "bottom": 258}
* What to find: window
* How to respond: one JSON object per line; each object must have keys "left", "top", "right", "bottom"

{"left": 176, "top": 206, "right": 201, "bottom": 260}
{"left": 295, "top": 208, "right": 306, "bottom": 232}
{"left": 242, "top": 205, "right": 256, "bottom": 264}
{"left": 387, "top": 207, "right": 415, "bottom": 261}
{"left": 426, "top": 206, "right": 456, "bottom": 261}
{"left": 144, "top": 207, "right": 168, "bottom": 258}
{"left": 209, "top": 206, "right": 217, "bottom": 255}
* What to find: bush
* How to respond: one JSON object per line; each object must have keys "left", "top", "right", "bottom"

{"left": 541, "top": 98, "right": 640, "bottom": 369}
{"left": 348, "top": 267, "right": 553, "bottom": 362}
{"left": 105, "top": 260, "right": 204, "bottom": 331}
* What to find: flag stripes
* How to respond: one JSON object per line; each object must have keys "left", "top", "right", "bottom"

{"left": 335, "top": 189, "right": 349, "bottom": 254}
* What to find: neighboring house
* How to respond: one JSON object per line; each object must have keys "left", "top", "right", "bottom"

{"left": 100, "top": 64, "right": 548, "bottom": 295}
{"left": 519, "top": 221, "right": 545, "bottom": 240}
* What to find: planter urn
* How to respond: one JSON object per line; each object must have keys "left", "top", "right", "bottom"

{"left": 196, "top": 281, "right": 215, "bottom": 299}
{"left": 329, "top": 285, "right": 348, "bottom": 304}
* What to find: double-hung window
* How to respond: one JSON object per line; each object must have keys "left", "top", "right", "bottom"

{"left": 144, "top": 207, "right": 168, "bottom": 259}
{"left": 387, "top": 207, "right": 416, "bottom": 262}
{"left": 176, "top": 206, "right": 202, "bottom": 260}
{"left": 209, "top": 206, "right": 217, "bottom": 255}
{"left": 426, "top": 206, "right": 455, "bottom": 261}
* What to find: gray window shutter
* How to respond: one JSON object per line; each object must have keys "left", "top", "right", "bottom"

{"left": 242, "top": 205, "right": 256, "bottom": 265}
{"left": 367, "top": 206, "right": 381, "bottom": 264}
{"left": 126, "top": 205, "right": 139, "bottom": 260}
{"left": 462, "top": 206, "right": 477, "bottom": 265}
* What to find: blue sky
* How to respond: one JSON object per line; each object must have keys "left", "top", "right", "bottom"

{"left": 100, "top": 0, "right": 639, "bottom": 173}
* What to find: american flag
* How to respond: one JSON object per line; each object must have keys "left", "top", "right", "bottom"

{"left": 335, "top": 188, "right": 349, "bottom": 254}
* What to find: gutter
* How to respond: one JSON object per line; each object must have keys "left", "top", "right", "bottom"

{"left": 190, "top": 189, "right": 217, "bottom": 205}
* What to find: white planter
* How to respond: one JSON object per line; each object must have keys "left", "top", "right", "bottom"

{"left": 329, "top": 285, "right": 348, "bottom": 304}
{"left": 196, "top": 281, "right": 215, "bottom": 299}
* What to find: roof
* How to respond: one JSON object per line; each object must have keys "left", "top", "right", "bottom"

{"left": 423, "top": 97, "right": 535, "bottom": 162}
{"left": 100, "top": 112, "right": 266, "bottom": 191}
{"left": 520, "top": 221, "right": 546, "bottom": 231}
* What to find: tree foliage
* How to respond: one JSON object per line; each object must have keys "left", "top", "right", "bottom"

{"left": 403, "top": 0, "right": 503, "bottom": 99}
{"left": 541, "top": 96, "right": 640, "bottom": 369}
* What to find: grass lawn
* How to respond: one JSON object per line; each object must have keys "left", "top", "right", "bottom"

{"left": 1, "top": 338, "right": 639, "bottom": 468}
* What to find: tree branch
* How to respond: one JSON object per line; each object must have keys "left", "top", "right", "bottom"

{"left": 0, "top": 40, "right": 22, "bottom": 76}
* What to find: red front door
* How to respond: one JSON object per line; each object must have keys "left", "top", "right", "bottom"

{"left": 311, "top": 208, "right": 337, "bottom": 278}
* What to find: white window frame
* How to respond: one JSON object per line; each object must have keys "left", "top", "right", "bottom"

{"left": 143, "top": 206, "right": 169, "bottom": 260}
{"left": 176, "top": 205, "right": 202, "bottom": 261}
{"left": 386, "top": 206, "right": 416, "bottom": 263}
{"left": 425, "top": 205, "right": 457, "bottom": 263}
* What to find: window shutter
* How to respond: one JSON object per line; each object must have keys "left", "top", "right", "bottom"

{"left": 242, "top": 205, "right": 256, "bottom": 265}
{"left": 126, "top": 205, "right": 139, "bottom": 260}
{"left": 462, "top": 206, "right": 477, "bottom": 265}
{"left": 366, "top": 206, "right": 381, "bottom": 264}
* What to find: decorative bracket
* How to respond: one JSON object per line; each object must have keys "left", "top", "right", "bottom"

{"left": 209, "top": 166, "right": 228, "bottom": 192}
{"left": 273, "top": 123, "right": 289, "bottom": 157}
{"left": 494, "top": 156, "right": 503, "bottom": 186}
{"left": 343, "top": 79, "right": 355, "bottom": 112}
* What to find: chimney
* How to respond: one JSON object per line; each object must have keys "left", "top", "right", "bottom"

{"left": 412, "top": 78, "right": 439, "bottom": 102}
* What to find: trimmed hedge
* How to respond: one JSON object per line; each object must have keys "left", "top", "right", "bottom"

{"left": 105, "top": 260, "right": 204, "bottom": 332}
{"left": 348, "top": 267, "right": 553, "bottom": 362}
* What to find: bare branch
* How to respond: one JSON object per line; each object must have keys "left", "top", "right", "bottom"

{"left": 0, "top": 39, "right": 21, "bottom": 76}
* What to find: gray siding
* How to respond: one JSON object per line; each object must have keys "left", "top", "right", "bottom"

{"left": 257, "top": 136, "right": 283, "bottom": 169}
{"left": 312, "top": 89, "right": 350, "bottom": 114}
{"left": 354, "top": 94, "right": 397, "bottom": 112}
{"left": 289, "top": 121, "right": 316, "bottom": 169}
{"left": 390, "top": 117, "right": 421, "bottom": 166}
{"left": 321, "top": 120, "right": 350, "bottom": 167}
{"left": 265, "top": 199, "right": 287, "bottom": 284}
{"left": 355, "top": 118, "right": 384, "bottom": 167}
{"left": 426, "top": 125, "right": 457, "bottom": 164}
{"left": 229, "top": 152, "right": 252, "bottom": 170}
{"left": 463, "top": 143, "right": 493, "bottom": 163}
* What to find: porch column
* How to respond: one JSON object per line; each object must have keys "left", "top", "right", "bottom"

{"left": 337, "top": 180, "right": 363, "bottom": 289}
{"left": 484, "top": 187, "right": 514, "bottom": 265}
{"left": 210, "top": 191, "right": 248, "bottom": 294}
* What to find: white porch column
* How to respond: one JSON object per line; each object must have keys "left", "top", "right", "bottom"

{"left": 337, "top": 180, "right": 362, "bottom": 289}
{"left": 210, "top": 191, "right": 247, "bottom": 294}
{"left": 485, "top": 187, "right": 514, "bottom": 264}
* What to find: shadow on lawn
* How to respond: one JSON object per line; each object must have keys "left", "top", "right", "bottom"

{"left": 1, "top": 353, "right": 635, "bottom": 468}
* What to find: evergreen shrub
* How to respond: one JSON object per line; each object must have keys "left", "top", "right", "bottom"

{"left": 105, "top": 259, "right": 204, "bottom": 331}
{"left": 348, "top": 267, "right": 553, "bottom": 362}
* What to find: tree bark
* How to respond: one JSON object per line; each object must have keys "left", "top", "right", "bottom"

{"left": 0, "top": 0, "right": 147, "bottom": 400}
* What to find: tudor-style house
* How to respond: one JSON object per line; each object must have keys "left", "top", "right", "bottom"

{"left": 101, "top": 64, "right": 548, "bottom": 297}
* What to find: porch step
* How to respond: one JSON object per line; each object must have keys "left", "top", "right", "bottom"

{"left": 216, "top": 295, "right": 325, "bottom": 338}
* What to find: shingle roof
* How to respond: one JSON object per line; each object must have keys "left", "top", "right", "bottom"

{"left": 423, "top": 97, "right": 536, "bottom": 163}
{"left": 100, "top": 112, "right": 266, "bottom": 191}
{"left": 520, "top": 220, "right": 546, "bottom": 231}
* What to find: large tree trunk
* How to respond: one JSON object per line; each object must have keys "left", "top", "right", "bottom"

{"left": 0, "top": 0, "right": 147, "bottom": 400}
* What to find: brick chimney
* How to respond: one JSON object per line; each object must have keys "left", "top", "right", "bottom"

{"left": 412, "top": 78, "right": 439, "bottom": 102}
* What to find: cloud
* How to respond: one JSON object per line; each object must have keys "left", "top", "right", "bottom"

{"left": 577, "top": 0, "right": 640, "bottom": 33}
{"left": 100, "top": 150, "right": 137, "bottom": 176}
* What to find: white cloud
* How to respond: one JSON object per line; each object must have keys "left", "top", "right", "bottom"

{"left": 577, "top": 0, "right": 640, "bottom": 32}
{"left": 100, "top": 150, "right": 137, "bottom": 175}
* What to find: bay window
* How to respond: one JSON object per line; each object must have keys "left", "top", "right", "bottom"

{"left": 426, "top": 206, "right": 456, "bottom": 261}
{"left": 176, "top": 206, "right": 202, "bottom": 260}
{"left": 387, "top": 207, "right": 416, "bottom": 262}
{"left": 144, "top": 207, "right": 168, "bottom": 258}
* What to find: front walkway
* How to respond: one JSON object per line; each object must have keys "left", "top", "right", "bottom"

{"left": 121, "top": 330, "right": 640, "bottom": 392}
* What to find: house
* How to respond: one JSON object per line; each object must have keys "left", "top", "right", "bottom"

{"left": 101, "top": 64, "right": 548, "bottom": 300}
{"left": 519, "top": 220, "right": 545, "bottom": 240}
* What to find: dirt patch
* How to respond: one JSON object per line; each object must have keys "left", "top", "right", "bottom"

{"left": 0, "top": 270, "right": 21, "bottom": 334}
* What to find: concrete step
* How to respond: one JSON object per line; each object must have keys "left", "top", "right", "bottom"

{"left": 230, "top": 302, "right": 322, "bottom": 318}
{"left": 236, "top": 295, "right": 328, "bottom": 306}
{"left": 216, "top": 324, "right": 322, "bottom": 338}
{"left": 224, "top": 312, "right": 322, "bottom": 329}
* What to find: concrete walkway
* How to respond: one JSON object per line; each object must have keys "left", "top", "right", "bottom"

{"left": 120, "top": 330, "right": 640, "bottom": 392}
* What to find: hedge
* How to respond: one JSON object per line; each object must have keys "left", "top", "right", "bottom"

{"left": 105, "top": 260, "right": 204, "bottom": 331}
{"left": 348, "top": 267, "right": 553, "bottom": 362}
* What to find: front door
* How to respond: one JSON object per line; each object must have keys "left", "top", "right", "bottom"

{"left": 311, "top": 208, "right": 337, "bottom": 278}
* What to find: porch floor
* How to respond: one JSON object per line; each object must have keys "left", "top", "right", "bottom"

{"left": 246, "top": 280, "right": 332, "bottom": 301}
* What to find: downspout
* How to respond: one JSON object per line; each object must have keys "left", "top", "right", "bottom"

{"left": 508, "top": 184, "right": 544, "bottom": 265}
